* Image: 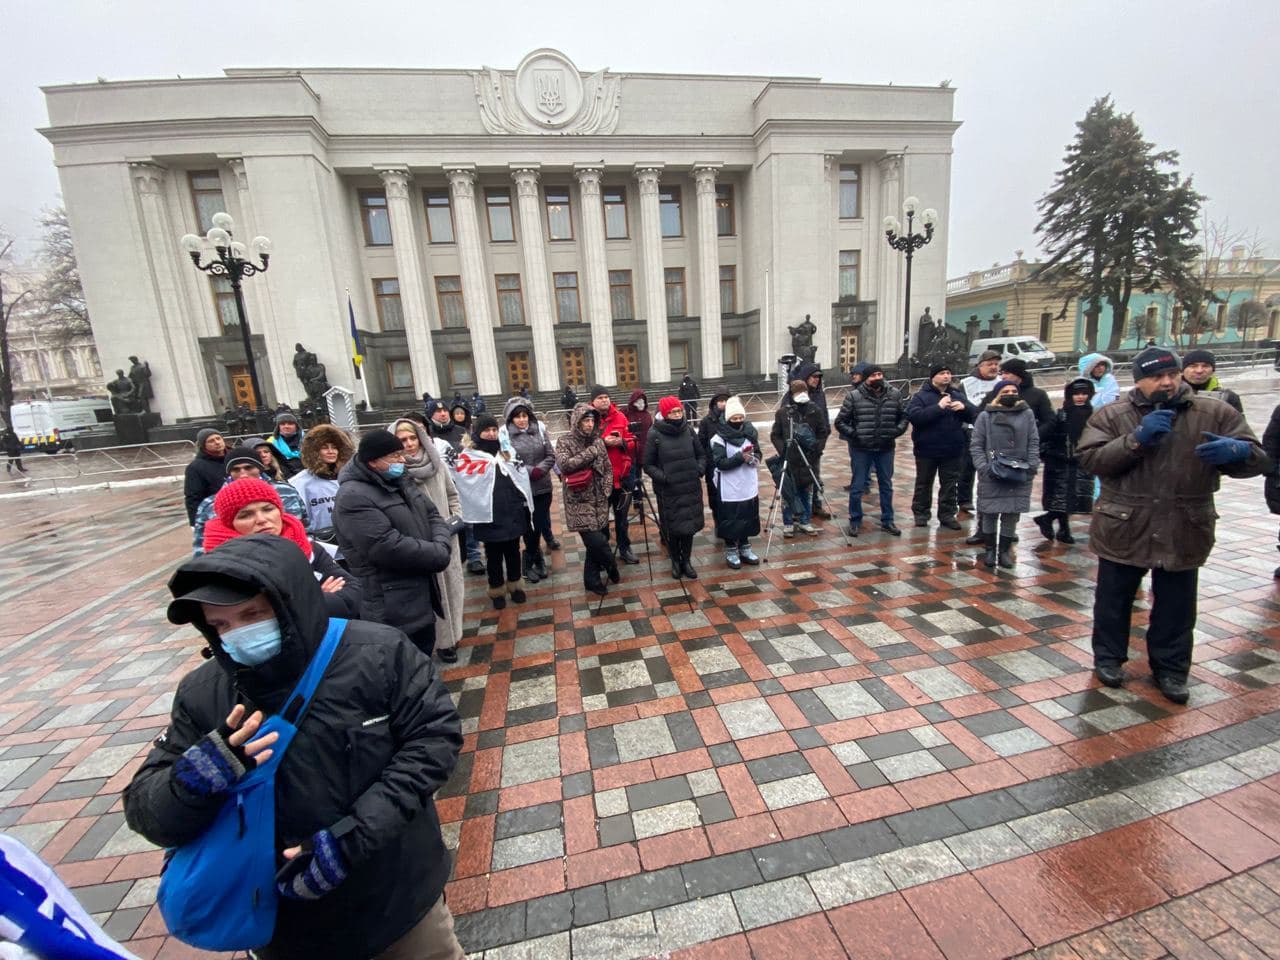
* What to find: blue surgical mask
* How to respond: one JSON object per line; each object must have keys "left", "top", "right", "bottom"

{"left": 219, "top": 618, "right": 283, "bottom": 666}
{"left": 381, "top": 462, "right": 406, "bottom": 479}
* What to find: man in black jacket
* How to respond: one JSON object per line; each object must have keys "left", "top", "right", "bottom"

{"left": 184, "top": 429, "right": 227, "bottom": 525}
{"left": 333, "top": 430, "right": 456, "bottom": 657}
{"left": 791, "top": 362, "right": 832, "bottom": 518}
{"left": 123, "top": 535, "right": 464, "bottom": 960}
{"left": 904, "top": 363, "right": 976, "bottom": 529}
{"left": 1181, "top": 349, "right": 1244, "bottom": 414}
{"left": 834, "top": 365, "right": 907, "bottom": 536}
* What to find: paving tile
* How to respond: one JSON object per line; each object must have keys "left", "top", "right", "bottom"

{"left": 807, "top": 857, "right": 897, "bottom": 909}
{"left": 653, "top": 893, "right": 743, "bottom": 953}
{"left": 829, "top": 890, "right": 945, "bottom": 959}
{"left": 484, "top": 931, "right": 571, "bottom": 960}
{"left": 716, "top": 699, "right": 784, "bottom": 739}
{"left": 681, "top": 850, "right": 763, "bottom": 899}
{"left": 1007, "top": 809, "right": 1095, "bottom": 851}
{"left": 975, "top": 853, "right": 1108, "bottom": 948}
{"left": 631, "top": 800, "right": 702, "bottom": 840}
{"left": 758, "top": 773, "right": 829, "bottom": 810}
{"left": 491, "top": 828, "right": 564, "bottom": 871}
{"left": 731, "top": 875, "right": 820, "bottom": 929}
{"left": 605, "top": 866, "right": 687, "bottom": 918}
{"left": 569, "top": 912, "right": 660, "bottom": 960}
{"left": 944, "top": 823, "right": 1034, "bottom": 870}
{"left": 904, "top": 872, "right": 1032, "bottom": 959}
{"left": 745, "top": 911, "right": 847, "bottom": 959}
{"left": 500, "top": 737, "right": 561, "bottom": 788}
{"left": 876, "top": 840, "right": 967, "bottom": 890}
{"left": 612, "top": 717, "right": 677, "bottom": 763}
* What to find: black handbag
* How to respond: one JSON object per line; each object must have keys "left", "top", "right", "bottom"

{"left": 988, "top": 451, "right": 1033, "bottom": 483}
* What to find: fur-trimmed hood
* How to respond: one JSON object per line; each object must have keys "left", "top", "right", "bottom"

{"left": 299, "top": 424, "right": 355, "bottom": 479}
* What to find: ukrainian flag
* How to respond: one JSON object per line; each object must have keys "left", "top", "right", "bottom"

{"left": 348, "top": 293, "right": 364, "bottom": 379}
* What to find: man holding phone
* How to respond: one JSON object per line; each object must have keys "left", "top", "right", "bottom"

{"left": 590, "top": 385, "right": 640, "bottom": 563}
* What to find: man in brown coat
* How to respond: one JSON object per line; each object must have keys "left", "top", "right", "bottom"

{"left": 1077, "top": 347, "right": 1270, "bottom": 704}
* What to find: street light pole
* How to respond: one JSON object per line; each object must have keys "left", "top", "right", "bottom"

{"left": 884, "top": 197, "right": 937, "bottom": 380}
{"left": 181, "top": 213, "right": 272, "bottom": 427}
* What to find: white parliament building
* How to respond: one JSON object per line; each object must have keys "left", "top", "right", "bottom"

{"left": 40, "top": 50, "right": 959, "bottom": 420}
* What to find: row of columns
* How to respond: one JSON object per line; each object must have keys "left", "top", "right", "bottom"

{"left": 375, "top": 162, "right": 727, "bottom": 396}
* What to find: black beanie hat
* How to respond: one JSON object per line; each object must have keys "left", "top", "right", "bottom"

{"left": 1182, "top": 348, "right": 1216, "bottom": 369}
{"left": 223, "top": 446, "right": 261, "bottom": 475}
{"left": 929, "top": 361, "right": 952, "bottom": 377}
{"left": 1131, "top": 346, "right": 1181, "bottom": 380}
{"left": 357, "top": 429, "right": 403, "bottom": 464}
{"left": 863, "top": 364, "right": 884, "bottom": 379}
{"left": 473, "top": 414, "right": 499, "bottom": 436}
{"left": 999, "top": 357, "right": 1029, "bottom": 377}
{"left": 590, "top": 384, "right": 610, "bottom": 400}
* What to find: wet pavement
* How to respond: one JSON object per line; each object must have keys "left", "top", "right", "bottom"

{"left": 0, "top": 382, "right": 1277, "bottom": 959}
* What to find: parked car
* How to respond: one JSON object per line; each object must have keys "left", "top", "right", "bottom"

{"left": 967, "top": 337, "right": 1057, "bottom": 369}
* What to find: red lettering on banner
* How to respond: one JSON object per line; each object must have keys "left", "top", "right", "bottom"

{"left": 455, "top": 453, "right": 491, "bottom": 476}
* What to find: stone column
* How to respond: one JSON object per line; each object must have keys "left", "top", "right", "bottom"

{"left": 693, "top": 164, "right": 724, "bottom": 379}
{"left": 444, "top": 165, "right": 500, "bottom": 395}
{"left": 634, "top": 164, "right": 670, "bottom": 383}
{"left": 510, "top": 165, "right": 560, "bottom": 391}
{"left": 378, "top": 168, "right": 441, "bottom": 396}
{"left": 226, "top": 158, "right": 293, "bottom": 401}
{"left": 129, "top": 162, "right": 213, "bottom": 418}
{"left": 876, "top": 154, "right": 904, "bottom": 364}
{"left": 573, "top": 164, "right": 616, "bottom": 386}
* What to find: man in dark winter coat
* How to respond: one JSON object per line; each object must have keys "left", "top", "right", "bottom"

{"left": 834, "top": 365, "right": 907, "bottom": 536}
{"left": 996, "top": 358, "right": 1055, "bottom": 439}
{"left": 1077, "top": 346, "right": 1269, "bottom": 704}
{"left": 184, "top": 429, "right": 227, "bottom": 525}
{"left": 470, "top": 392, "right": 487, "bottom": 415}
{"left": 1181, "top": 349, "right": 1244, "bottom": 414}
{"left": 790, "top": 362, "right": 831, "bottom": 518}
{"left": 1264, "top": 401, "right": 1280, "bottom": 579}
{"left": 678, "top": 375, "right": 701, "bottom": 419}
{"left": 123, "top": 535, "right": 464, "bottom": 960}
{"left": 560, "top": 385, "right": 578, "bottom": 410}
{"left": 905, "top": 363, "right": 975, "bottom": 529}
{"left": 427, "top": 401, "right": 467, "bottom": 452}
{"left": 333, "top": 430, "right": 457, "bottom": 656}
{"left": 771, "top": 379, "right": 829, "bottom": 535}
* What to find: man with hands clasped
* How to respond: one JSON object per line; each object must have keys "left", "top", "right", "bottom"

{"left": 1077, "top": 347, "right": 1270, "bottom": 705}
{"left": 124, "top": 535, "right": 465, "bottom": 959}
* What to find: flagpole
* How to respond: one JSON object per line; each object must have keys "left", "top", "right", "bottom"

{"left": 347, "top": 286, "right": 372, "bottom": 411}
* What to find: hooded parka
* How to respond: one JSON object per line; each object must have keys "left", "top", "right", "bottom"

{"left": 502, "top": 397, "right": 556, "bottom": 497}
{"left": 1078, "top": 353, "right": 1120, "bottom": 408}
{"left": 554, "top": 404, "right": 613, "bottom": 532}
{"left": 289, "top": 424, "right": 355, "bottom": 530}
{"left": 643, "top": 417, "right": 707, "bottom": 537}
{"left": 123, "top": 535, "right": 462, "bottom": 960}
{"left": 1040, "top": 380, "right": 1097, "bottom": 515}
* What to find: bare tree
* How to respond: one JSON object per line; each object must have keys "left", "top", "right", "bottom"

{"left": 1171, "top": 218, "right": 1267, "bottom": 348}
{"left": 35, "top": 206, "right": 91, "bottom": 345}
{"left": 0, "top": 233, "right": 38, "bottom": 424}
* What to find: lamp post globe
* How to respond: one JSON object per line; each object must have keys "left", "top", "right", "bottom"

{"left": 884, "top": 195, "right": 938, "bottom": 380}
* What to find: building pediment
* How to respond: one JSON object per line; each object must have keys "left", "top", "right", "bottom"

{"left": 472, "top": 49, "right": 620, "bottom": 136}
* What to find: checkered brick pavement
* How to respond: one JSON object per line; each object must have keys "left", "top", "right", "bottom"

{"left": 0, "top": 386, "right": 1277, "bottom": 959}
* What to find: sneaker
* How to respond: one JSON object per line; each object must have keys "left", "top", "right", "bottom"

{"left": 467, "top": 559, "right": 486, "bottom": 575}
{"left": 783, "top": 524, "right": 796, "bottom": 538}
{"left": 847, "top": 523, "right": 860, "bottom": 538}
{"left": 739, "top": 545, "right": 760, "bottom": 565}
{"left": 880, "top": 523, "right": 901, "bottom": 536}
{"left": 798, "top": 523, "right": 818, "bottom": 535}
{"left": 437, "top": 647, "right": 459, "bottom": 664}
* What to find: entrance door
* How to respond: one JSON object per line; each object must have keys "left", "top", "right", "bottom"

{"left": 615, "top": 345, "right": 639, "bottom": 391}
{"left": 228, "top": 364, "right": 256, "bottom": 408}
{"left": 838, "top": 327, "right": 859, "bottom": 372}
{"left": 505, "top": 352, "right": 532, "bottom": 394}
{"left": 560, "top": 347, "right": 587, "bottom": 391}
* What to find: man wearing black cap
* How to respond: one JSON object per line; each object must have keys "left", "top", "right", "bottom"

{"left": 590, "top": 385, "right": 640, "bottom": 563}
{"left": 1181, "top": 349, "right": 1244, "bottom": 414}
{"left": 1077, "top": 346, "right": 1269, "bottom": 704}
{"left": 905, "top": 363, "right": 976, "bottom": 530}
{"left": 190, "top": 445, "right": 310, "bottom": 556}
{"left": 124, "top": 535, "right": 464, "bottom": 960}
{"left": 333, "top": 430, "right": 457, "bottom": 657}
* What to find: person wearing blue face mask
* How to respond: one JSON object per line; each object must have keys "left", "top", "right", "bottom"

{"left": 124, "top": 534, "right": 465, "bottom": 960}
{"left": 333, "top": 430, "right": 457, "bottom": 659}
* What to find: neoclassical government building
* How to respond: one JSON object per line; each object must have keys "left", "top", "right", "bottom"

{"left": 40, "top": 50, "right": 959, "bottom": 419}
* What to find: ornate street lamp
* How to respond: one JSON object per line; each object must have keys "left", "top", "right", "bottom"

{"left": 884, "top": 197, "right": 937, "bottom": 375}
{"left": 180, "top": 213, "right": 272, "bottom": 424}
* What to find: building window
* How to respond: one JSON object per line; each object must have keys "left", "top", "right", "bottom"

{"left": 838, "top": 250, "right": 860, "bottom": 300}
{"left": 447, "top": 354, "right": 475, "bottom": 387}
{"left": 659, "top": 187, "right": 682, "bottom": 237}
{"left": 59, "top": 349, "right": 77, "bottom": 379}
{"left": 1171, "top": 305, "right": 1183, "bottom": 335}
{"left": 719, "top": 265, "right": 736, "bottom": 315}
{"left": 545, "top": 187, "right": 573, "bottom": 241}
{"left": 665, "top": 268, "right": 686, "bottom": 317}
{"left": 212, "top": 277, "right": 239, "bottom": 334}
{"left": 89, "top": 352, "right": 102, "bottom": 377}
{"left": 1215, "top": 302, "right": 1228, "bottom": 333}
{"left": 716, "top": 184, "right": 735, "bottom": 236}
{"left": 496, "top": 274, "right": 525, "bottom": 326}
{"left": 386, "top": 358, "right": 413, "bottom": 391}
{"left": 1039, "top": 312, "right": 1053, "bottom": 342}
{"left": 554, "top": 272, "right": 581, "bottom": 324}
{"left": 372, "top": 278, "right": 404, "bottom": 331}
{"left": 486, "top": 188, "right": 515, "bottom": 242}
{"left": 722, "top": 336, "right": 741, "bottom": 370}
{"left": 1144, "top": 304, "right": 1160, "bottom": 338}
{"left": 839, "top": 165, "right": 861, "bottom": 219}
{"left": 603, "top": 187, "right": 628, "bottom": 239}
{"left": 609, "top": 270, "right": 634, "bottom": 321}
{"left": 189, "top": 171, "right": 225, "bottom": 233}
{"left": 435, "top": 276, "right": 466, "bottom": 328}
{"left": 424, "top": 190, "right": 454, "bottom": 244}
{"left": 669, "top": 339, "right": 690, "bottom": 373}
{"left": 359, "top": 190, "right": 392, "bottom": 246}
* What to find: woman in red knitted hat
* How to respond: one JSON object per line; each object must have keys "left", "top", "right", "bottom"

{"left": 203, "top": 477, "right": 362, "bottom": 619}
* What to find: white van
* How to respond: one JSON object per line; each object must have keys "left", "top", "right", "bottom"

{"left": 7, "top": 397, "right": 113, "bottom": 451}
{"left": 967, "top": 337, "right": 1057, "bottom": 369}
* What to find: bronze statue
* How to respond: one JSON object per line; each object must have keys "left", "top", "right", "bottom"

{"left": 127, "top": 356, "right": 153, "bottom": 413}
{"left": 292, "top": 342, "right": 330, "bottom": 401}
{"left": 107, "top": 369, "right": 138, "bottom": 416}
{"left": 788, "top": 314, "right": 818, "bottom": 364}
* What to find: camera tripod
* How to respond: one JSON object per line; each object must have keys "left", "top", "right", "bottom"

{"left": 762, "top": 410, "right": 852, "bottom": 562}
{"left": 603, "top": 479, "right": 695, "bottom": 612}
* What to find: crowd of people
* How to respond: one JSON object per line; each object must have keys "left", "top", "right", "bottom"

{"left": 103, "top": 345, "right": 1276, "bottom": 960}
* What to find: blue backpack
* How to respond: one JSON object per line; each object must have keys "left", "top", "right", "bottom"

{"left": 157, "top": 618, "right": 347, "bottom": 951}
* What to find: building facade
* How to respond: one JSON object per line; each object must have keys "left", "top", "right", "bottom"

{"left": 40, "top": 50, "right": 959, "bottom": 420}
{"left": 3, "top": 267, "right": 104, "bottom": 402}
{"left": 946, "top": 251, "right": 1280, "bottom": 358}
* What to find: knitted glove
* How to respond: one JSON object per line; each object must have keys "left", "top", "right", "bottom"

{"left": 1195, "top": 432, "right": 1251, "bottom": 466}
{"left": 1134, "top": 409, "right": 1175, "bottom": 446}
{"left": 529, "top": 467, "right": 546, "bottom": 482}
{"left": 277, "top": 829, "right": 348, "bottom": 901}
{"left": 172, "top": 726, "right": 250, "bottom": 798}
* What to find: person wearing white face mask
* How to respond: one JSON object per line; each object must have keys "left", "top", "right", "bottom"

{"left": 333, "top": 430, "right": 456, "bottom": 659}
{"left": 770, "top": 379, "right": 829, "bottom": 536}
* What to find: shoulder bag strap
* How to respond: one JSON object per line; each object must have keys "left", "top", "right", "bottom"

{"left": 280, "top": 618, "right": 347, "bottom": 727}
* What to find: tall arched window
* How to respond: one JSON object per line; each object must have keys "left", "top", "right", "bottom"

{"left": 60, "top": 349, "right": 77, "bottom": 378}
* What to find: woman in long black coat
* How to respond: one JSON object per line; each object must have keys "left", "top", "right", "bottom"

{"left": 1035, "top": 378, "right": 1097, "bottom": 545}
{"left": 644, "top": 396, "right": 707, "bottom": 580}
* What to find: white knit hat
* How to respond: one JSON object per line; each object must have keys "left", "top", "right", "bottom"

{"left": 724, "top": 396, "right": 747, "bottom": 421}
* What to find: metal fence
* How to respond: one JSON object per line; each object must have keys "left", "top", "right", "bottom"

{"left": 0, "top": 440, "right": 197, "bottom": 495}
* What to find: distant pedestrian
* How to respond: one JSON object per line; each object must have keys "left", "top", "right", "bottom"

{"left": 470, "top": 392, "right": 487, "bottom": 415}
{"left": 678, "top": 375, "right": 701, "bottom": 420}
{"left": 644, "top": 397, "right": 706, "bottom": 580}
{"left": 3, "top": 427, "right": 27, "bottom": 476}
{"left": 183, "top": 429, "right": 227, "bottom": 525}
{"left": 1034, "top": 378, "right": 1097, "bottom": 545}
{"left": 905, "top": 363, "right": 974, "bottom": 530}
{"left": 288, "top": 424, "right": 354, "bottom": 532}
{"left": 970, "top": 380, "right": 1039, "bottom": 569}
{"left": 560, "top": 384, "right": 578, "bottom": 410}
{"left": 709, "top": 396, "right": 761, "bottom": 568}
{"left": 519, "top": 385, "right": 531, "bottom": 400}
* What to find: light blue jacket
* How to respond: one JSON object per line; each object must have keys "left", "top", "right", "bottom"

{"left": 1078, "top": 353, "right": 1119, "bottom": 408}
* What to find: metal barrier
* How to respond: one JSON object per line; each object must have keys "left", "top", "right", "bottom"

{"left": 0, "top": 440, "right": 197, "bottom": 496}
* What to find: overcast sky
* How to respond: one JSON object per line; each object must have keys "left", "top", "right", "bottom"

{"left": 2, "top": 0, "right": 1275, "bottom": 275}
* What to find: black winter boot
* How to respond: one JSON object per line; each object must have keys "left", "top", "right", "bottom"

{"left": 1055, "top": 518, "right": 1075, "bottom": 544}
{"left": 982, "top": 533, "right": 998, "bottom": 569}
{"left": 997, "top": 537, "right": 1015, "bottom": 569}
{"left": 1034, "top": 514, "right": 1055, "bottom": 541}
